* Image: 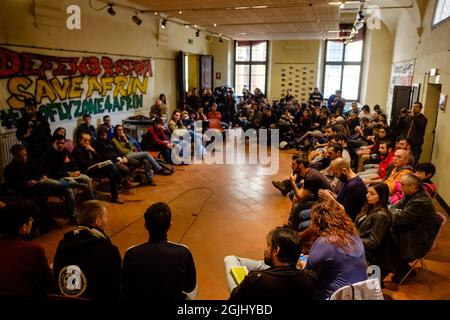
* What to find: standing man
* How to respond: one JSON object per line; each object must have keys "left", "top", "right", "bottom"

{"left": 102, "top": 115, "right": 115, "bottom": 141}
{"left": 399, "top": 102, "right": 427, "bottom": 163}
{"left": 77, "top": 114, "right": 97, "bottom": 141}
{"left": 53, "top": 200, "right": 122, "bottom": 299}
{"left": 309, "top": 87, "right": 324, "bottom": 108}
{"left": 15, "top": 98, "right": 51, "bottom": 161}
{"left": 122, "top": 202, "right": 197, "bottom": 300}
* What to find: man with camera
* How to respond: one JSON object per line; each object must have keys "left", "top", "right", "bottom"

{"left": 397, "top": 102, "right": 427, "bottom": 163}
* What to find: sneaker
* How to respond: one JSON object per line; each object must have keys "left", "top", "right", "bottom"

{"left": 156, "top": 169, "right": 172, "bottom": 176}
{"left": 122, "top": 180, "right": 139, "bottom": 189}
{"left": 111, "top": 197, "right": 125, "bottom": 204}
{"left": 272, "top": 181, "right": 287, "bottom": 196}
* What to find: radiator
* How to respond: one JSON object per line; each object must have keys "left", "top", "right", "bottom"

{"left": 0, "top": 134, "right": 20, "bottom": 182}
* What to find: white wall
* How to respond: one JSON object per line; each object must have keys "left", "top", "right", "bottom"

{"left": 388, "top": 0, "right": 450, "bottom": 204}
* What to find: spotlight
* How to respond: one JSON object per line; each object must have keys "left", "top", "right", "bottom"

{"left": 354, "top": 21, "right": 364, "bottom": 31}
{"left": 132, "top": 13, "right": 142, "bottom": 25}
{"left": 107, "top": 4, "right": 115, "bottom": 16}
{"left": 195, "top": 30, "right": 200, "bottom": 37}
{"left": 161, "top": 19, "right": 167, "bottom": 29}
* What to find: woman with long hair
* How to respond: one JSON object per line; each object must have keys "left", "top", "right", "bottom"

{"left": 356, "top": 182, "right": 394, "bottom": 282}
{"left": 305, "top": 197, "right": 367, "bottom": 299}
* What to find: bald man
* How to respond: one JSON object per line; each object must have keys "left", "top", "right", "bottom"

{"left": 391, "top": 173, "right": 437, "bottom": 283}
{"left": 383, "top": 149, "right": 414, "bottom": 194}
{"left": 331, "top": 158, "right": 367, "bottom": 221}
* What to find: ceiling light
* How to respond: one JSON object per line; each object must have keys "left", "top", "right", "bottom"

{"left": 328, "top": 1, "right": 342, "bottom": 5}
{"left": 161, "top": 19, "right": 167, "bottom": 29}
{"left": 107, "top": 4, "right": 115, "bottom": 16}
{"left": 328, "top": 30, "right": 341, "bottom": 33}
{"left": 178, "top": 10, "right": 183, "bottom": 14}
{"left": 252, "top": 6, "right": 268, "bottom": 9}
{"left": 213, "top": 23, "right": 217, "bottom": 27}
{"left": 132, "top": 13, "right": 142, "bottom": 25}
{"left": 194, "top": 24, "right": 197, "bottom": 28}
{"left": 235, "top": 7, "right": 249, "bottom": 10}
{"left": 154, "top": 11, "right": 158, "bottom": 16}
{"left": 185, "top": 24, "right": 189, "bottom": 28}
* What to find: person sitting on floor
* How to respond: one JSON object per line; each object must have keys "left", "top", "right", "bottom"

{"left": 0, "top": 203, "right": 52, "bottom": 298}
{"left": 53, "top": 200, "right": 122, "bottom": 299}
{"left": 224, "top": 227, "right": 317, "bottom": 300}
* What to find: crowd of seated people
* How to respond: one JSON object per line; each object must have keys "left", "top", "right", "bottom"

{"left": 2, "top": 95, "right": 184, "bottom": 238}
{"left": 267, "top": 91, "right": 441, "bottom": 294}
{"left": 0, "top": 87, "right": 444, "bottom": 301}
{"left": 0, "top": 200, "right": 196, "bottom": 300}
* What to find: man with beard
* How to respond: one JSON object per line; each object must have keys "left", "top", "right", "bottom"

{"left": 295, "top": 158, "right": 367, "bottom": 232}
{"left": 358, "top": 140, "right": 395, "bottom": 184}
{"left": 224, "top": 227, "right": 316, "bottom": 300}
{"left": 287, "top": 158, "right": 332, "bottom": 229}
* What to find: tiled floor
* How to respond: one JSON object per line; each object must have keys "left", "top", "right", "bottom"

{"left": 34, "top": 147, "right": 450, "bottom": 300}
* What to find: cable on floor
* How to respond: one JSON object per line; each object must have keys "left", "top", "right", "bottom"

{"left": 109, "top": 186, "right": 214, "bottom": 244}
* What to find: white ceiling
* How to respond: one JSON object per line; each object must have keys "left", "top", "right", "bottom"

{"left": 123, "top": 0, "right": 416, "bottom": 40}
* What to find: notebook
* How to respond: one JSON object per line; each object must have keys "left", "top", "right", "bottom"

{"left": 230, "top": 266, "right": 249, "bottom": 285}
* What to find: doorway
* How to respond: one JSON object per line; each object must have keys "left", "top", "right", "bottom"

{"left": 421, "top": 83, "right": 441, "bottom": 163}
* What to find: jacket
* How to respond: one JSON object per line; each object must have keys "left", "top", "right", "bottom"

{"left": 15, "top": 111, "right": 51, "bottom": 158}
{"left": 53, "top": 226, "right": 122, "bottom": 299}
{"left": 383, "top": 164, "right": 414, "bottom": 194}
{"left": 229, "top": 265, "right": 317, "bottom": 300}
{"left": 0, "top": 237, "right": 52, "bottom": 298}
{"left": 3, "top": 159, "right": 45, "bottom": 195}
{"left": 355, "top": 208, "right": 394, "bottom": 273}
{"left": 391, "top": 188, "right": 438, "bottom": 260}
{"left": 122, "top": 239, "right": 196, "bottom": 300}
{"left": 71, "top": 146, "right": 101, "bottom": 173}
{"left": 42, "top": 147, "right": 78, "bottom": 179}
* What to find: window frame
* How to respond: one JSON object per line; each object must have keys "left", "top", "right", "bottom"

{"left": 322, "top": 38, "right": 365, "bottom": 102}
{"left": 432, "top": 0, "right": 450, "bottom": 29}
{"left": 234, "top": 40, "right": 269, "bottom": 96}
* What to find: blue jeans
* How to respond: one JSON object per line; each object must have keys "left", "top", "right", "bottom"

{"left": 127, "top": 151, "right": 162, "bottom": 178}
{"left": 298, "top": 209, "right": 312, "bottom": 231}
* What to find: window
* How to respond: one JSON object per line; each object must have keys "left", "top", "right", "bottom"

{"left": 433, "top": 0, "right": 450, "bottom": 27}
{"left": 323, "top": 38, "right": 364, "bottom": 101}
{"left": 234, "top": 41, "right": 268, "bottom": 95}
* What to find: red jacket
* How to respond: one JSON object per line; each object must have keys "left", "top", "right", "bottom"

{"left": 147, "top": 125, "right": 170, "bottom": 147}
{"left": 0, "top": 237, "right": 52, "bottom": 298}
{"left": 379, "top": 150, "right": 394, "bottom": 179}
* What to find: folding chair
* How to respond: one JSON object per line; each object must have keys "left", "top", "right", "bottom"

{"left": 398, "top": 211, "right": 447, "bottom": 289}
